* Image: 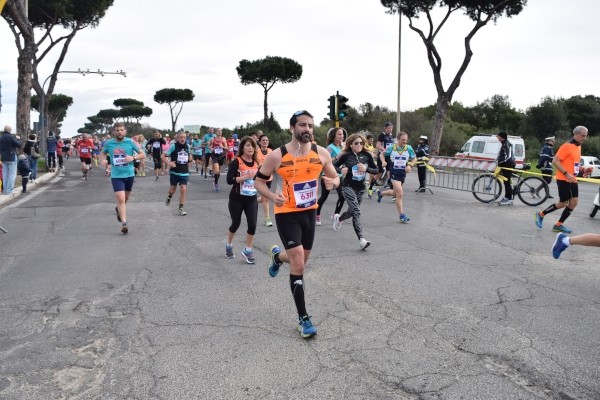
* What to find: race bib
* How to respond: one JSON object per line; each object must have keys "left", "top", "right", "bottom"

{"left": 177, "top": 150, "right": 188, "bottom": 164}
{"left": 214, "top": 147, "right": 223, "bottom": 154}
{"left": 113, "top": 154, "right": 127, "bottom": 166}
{"left": 352, "top": 165, "right": 366, "bottom": 181}
{"left": 153, "top": 142, "right": 161, "bottom": 148}
{"left": 81, "top": 148, "right": 89, "bottom": 154}
{"left": 293, "top": 180, "right": 318, "bottom": 208}
{"left": 241, "top": 179, "right": 257, "bottom": 196}
{"left": 393, "top": 155, "right": 407, "bottom": 170}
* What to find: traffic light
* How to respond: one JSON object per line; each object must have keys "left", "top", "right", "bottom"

{"left": 327, "top": 95, "right": 336, "bottom": 121}
{"left": 337, "top": 94, "right": 349, "bottom": 120}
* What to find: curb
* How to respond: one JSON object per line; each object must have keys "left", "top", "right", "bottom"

{"left": 0, "top": 169, "right": 60, "bottom": 208}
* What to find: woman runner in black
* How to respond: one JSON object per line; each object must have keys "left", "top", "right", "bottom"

{"left": 332, "top": 133, "right": 378, "bottom": 250}
{"left": 225, "top": 136, "right": 259, "bottom": 264}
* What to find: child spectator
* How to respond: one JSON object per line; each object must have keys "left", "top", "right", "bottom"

{"left": 17, "top": 154, "right": 32, "bottom": 194}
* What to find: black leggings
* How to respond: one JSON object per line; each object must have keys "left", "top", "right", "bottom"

{"left": 317, "top": 178, "right": 344, "bottom": 216}
{"left": 228, "top": 195, "right": 258, "bottom": 235}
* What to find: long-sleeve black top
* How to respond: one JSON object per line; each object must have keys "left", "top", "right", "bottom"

{"left": 497, "top": 140, "right": 515, "bottom": 167}
{"left": 333, "top": 151, "right": 378, "bottom": 189}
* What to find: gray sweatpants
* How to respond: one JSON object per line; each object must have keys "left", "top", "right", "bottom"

{"left": 339, "top": 185, "right": 365, "bottom": 240}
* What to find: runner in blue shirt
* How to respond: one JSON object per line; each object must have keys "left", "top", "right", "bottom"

{"left": 100, "top": 122, "right": 143, "bottom": 234}
{"left": 202, "top": 128, "right": 215, "bottom": 180}
{"left": 191, "top": 134, "right": 203, "bottom": 174}
{"left": 376, "top": 131, "right": 416, "bottom": 223}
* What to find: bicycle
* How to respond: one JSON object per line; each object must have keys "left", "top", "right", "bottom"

{"left": 471, "top": 164, "right": 550, "bottom": 206}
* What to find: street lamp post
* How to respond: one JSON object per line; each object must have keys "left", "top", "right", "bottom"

{"left": 396, "top": 9, "right": 402, "bottom": 132}
{"left": 38, "top": 68, "right": 127, "bottom": 166}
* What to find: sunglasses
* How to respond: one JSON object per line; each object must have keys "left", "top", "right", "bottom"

{"left": 294, "top": 110, "right": 308, "bottom": 116}
{"left": 352, "top": 141, "right": 364, "bottom": 145}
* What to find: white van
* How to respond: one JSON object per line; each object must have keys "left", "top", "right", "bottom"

{"left": 455, "top": 134, "right": 526, "bottom": 169}
{"left": 578, "top": 156, "right": 600, "bottom": 178}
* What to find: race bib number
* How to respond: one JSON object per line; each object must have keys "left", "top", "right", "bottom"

{"left": 293, "top": 180, "right": 318, "bottom": 208}
{"left": 113, "top": 154, "right": 127, "bottom": 166}
{"left": 214, "top": 147, "right": 223, "bottom": 154}
{"left": 233, "top": 145, "right": 239, "bottom": 152}
{"left": 574, "top": 162, "right": 580, "bottom": 175}
{"left": 241, "top": 179, "right": 257, "bottom": 196}
{"left": 153, "top": 142, "right": 161, "bottom": 148}
{"left": 393, "top": 155, "right": 407, "bottom": 170}
{"left": 177, "top": 150, "right": 188, "bottom": 164}
{"left": 352, "top": 165, "right": 366, "bottom": 181}
{"left": 81, "top": 148, "right": 89, "bottom": 154}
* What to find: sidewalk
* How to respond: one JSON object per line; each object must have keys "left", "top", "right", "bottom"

{"left": 0, "top": 168, "right": 60, "bottom": 208}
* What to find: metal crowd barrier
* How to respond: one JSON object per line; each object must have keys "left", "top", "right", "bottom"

{"left": 424, "top": 157, "right": 498, "bottom": 194}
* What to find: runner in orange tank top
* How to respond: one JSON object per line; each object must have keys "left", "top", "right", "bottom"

{"left": 535, "top": 126, "right": 588, "bottom": 234}
{"left": 254, "top": 110, "right": 339, "bottom": 339}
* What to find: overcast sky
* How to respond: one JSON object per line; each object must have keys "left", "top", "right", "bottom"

{"left": 1, "top": 0, "right": 599, "bottom": 137}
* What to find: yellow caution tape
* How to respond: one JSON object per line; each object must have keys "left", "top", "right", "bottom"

{"left": 497, "top": 167, "right": 600, "bottom": 184}
{"left": 414, "top": 160, "right": 436, "bottom": 175}
{"left": 493, "top": 167, "right": 508, "bottom": 182}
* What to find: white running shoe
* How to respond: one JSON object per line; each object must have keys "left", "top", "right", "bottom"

{"left": 359, "top": 238, "right": 370, "bottom": 250}
{"left": 332, "top": 214, "right": 342, "bottom": 231}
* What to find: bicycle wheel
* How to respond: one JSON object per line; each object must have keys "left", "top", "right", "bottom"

{"left": 516, "top": 176, "right": 549, "bottom": 206}
{"left": 472, "top": 174, "right": 502, "bottom": 203}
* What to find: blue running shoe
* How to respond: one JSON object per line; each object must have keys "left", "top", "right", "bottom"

{"left": 552, "top": 233, "right": 569, "bottom": 259}
{"left": 298, "top": 316, "right": 317, "bottom": 339}
{"left": 535, "top": 212, "right": 543, "bottom": 229}
{"left": 225, "top": 243, "right": 235, "bottom": 259}
{"left": 268, "top": 245, "right": 282, "bottom": 277}
{"left": 399, "top": 214, "right": 410, "bottom": 223}
{"left": 377, "top": 190, "right": 383, "bottom": 203}
{"left": 552, "top": 224, "right": 572, "bottom": 233}
{"left": 241, "top": 247, "right": 255, "bottom": 264}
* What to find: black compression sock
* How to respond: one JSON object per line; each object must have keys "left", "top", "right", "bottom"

{"left": 541, "top": 204, "right": 558, "bottom": 216}
{"left": 558, "top": 207, "right": 573, "bottom": 223}
{"left": 290, "top": 274, "right": 307, "bottom": 318}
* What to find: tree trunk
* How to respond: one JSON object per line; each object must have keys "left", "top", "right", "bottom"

{"left": 16, "top": 48, "right": 34, "bottom": 140}
{"left": 4, "top": 0, "right": 36, "bottom": 140}
{"left": 171, "top": 108, "right": 176, "bottom": 133}
{"left": 430, "top": 94, "right": 450, "bottom": 156}
{"left": 263, "top": 89, "right": 268, "bottom": 125}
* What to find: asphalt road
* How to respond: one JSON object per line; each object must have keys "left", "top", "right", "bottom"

{"left": 1, "top": 158, "right": 599, "bottom": 400}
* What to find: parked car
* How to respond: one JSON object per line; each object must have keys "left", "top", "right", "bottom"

{"left": 577, "top": 156, "right": 600, "bottom": 178}
{"left": 455, "top": 134, "right": 526, "bottom": 169}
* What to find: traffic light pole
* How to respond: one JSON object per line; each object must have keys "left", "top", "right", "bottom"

{"left": 335, "top": 91, "right": 340, "bottom": 128}
{"left": 328, "top": 91, "right": 348, "bottom": 128}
